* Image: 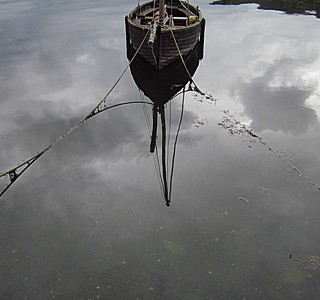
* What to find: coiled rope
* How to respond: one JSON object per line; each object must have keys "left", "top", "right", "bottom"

{"left": 0, "top": 30, "right": 150, "bottom": 198}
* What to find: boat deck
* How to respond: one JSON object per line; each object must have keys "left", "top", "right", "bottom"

{"left": 131, "top": 2, "right": 198, "bottom": 26}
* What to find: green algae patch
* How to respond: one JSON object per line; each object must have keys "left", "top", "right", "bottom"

{"left": 163, "top": 240, "right": 184, "bottom": 254}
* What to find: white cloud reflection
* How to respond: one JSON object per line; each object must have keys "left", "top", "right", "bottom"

{"left": 1, "top": 1, "right": 320, "bottom": 299}
{"left": 199, "top": 3, "right": 320, "bottom": 133}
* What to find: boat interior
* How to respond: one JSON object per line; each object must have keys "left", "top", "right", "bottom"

{"left": 130, "top": 1, "right": 200, "bottom": 27}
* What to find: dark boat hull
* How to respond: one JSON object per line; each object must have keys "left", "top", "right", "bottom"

{"left": 127, "top": 40, "right": 202, "bottom": 106}
{"left": 126, "top": 0, "right": 205, "bottom": 69}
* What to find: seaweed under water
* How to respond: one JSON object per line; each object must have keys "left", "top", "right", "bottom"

{"left": 218, "top": 109, "right": 320, "bottom": 193}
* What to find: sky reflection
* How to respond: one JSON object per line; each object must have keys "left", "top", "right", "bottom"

{"left": 1, "top": 0, "right": 320, "bottom": 299}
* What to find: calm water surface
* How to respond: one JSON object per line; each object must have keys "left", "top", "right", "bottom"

{"left": 1, "top": 0, "right": 320, "bottom": 299}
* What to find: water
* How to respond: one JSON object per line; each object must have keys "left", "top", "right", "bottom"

{"left": 1, "top": 0, "right": 320, "bottom": 299}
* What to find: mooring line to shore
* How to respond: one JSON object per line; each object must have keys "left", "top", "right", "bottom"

{"left": 165, "top": 25, "right": 205, "bottom": 96}
{"left": 0, "top": 31, "right": 150, "bottom": 199}
{"left": 218, "top": 109, "right": 320, "bottom": 192}
{"left": 169, "top": 24, "right": 320, "bottom": 195}
{"left": 157, "top": 24, "right": 320, "bottom": 196}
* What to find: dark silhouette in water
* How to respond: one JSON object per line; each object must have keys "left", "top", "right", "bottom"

{"left": 127, "top": 41, "right": 202, "bottom": 107}
{"left": 126, "top": 27, "right": 204, "bottom": 205}
{"left": 125, "top": 0, "right": 205, "bottom": 206}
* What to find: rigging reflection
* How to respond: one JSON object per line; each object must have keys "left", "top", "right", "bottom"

{"left": 125, "top": 0, "right": 205, "bottom": 205}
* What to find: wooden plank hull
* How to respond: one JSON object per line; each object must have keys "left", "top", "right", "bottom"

{"left": 126, "top": 0, "right": 205, "bottom": 69}
{"left": 128, "top": 22, "right": 201, "bottom": 68}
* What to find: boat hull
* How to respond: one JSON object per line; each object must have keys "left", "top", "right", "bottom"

{"left": 127, "top": 40, "right": 201, "bottom": 106}
{"left": 126, "top": 0, "right": 205, "bottom": 69}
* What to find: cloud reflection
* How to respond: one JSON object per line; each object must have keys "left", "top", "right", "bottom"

{"left": 2, "top": 1, "right": 320, "bottom": 299}
{"left": 235, "top": 57, "right": 318, "bottom": 134}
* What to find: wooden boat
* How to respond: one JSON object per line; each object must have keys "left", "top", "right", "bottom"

{"left": 125, "top": 0, "right": 205, "bottom": 70}
{"left": 125, "top": 0, "right": 205, "bottom": 107}
{"left": 125, "top": 0, "right": 205, "bottom": 206}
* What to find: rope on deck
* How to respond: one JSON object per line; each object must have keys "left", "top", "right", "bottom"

{"left": 0, "top": 30, "right": 150, "bottom": 199}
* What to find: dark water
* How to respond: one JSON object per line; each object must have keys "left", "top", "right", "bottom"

{"left": 1, "top": 0, "right": 320, "bottom": 299}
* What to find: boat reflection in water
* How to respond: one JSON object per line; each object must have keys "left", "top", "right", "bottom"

{"left": 127, "top": 41, "right": 202, "bottom": 110}
{"left": 125, "top": 0, "right": 205, "bottom": 206}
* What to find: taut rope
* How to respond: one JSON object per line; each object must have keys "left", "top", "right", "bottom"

{"left": 165, "top": 24, "right": 205, "bottom": 95}
{"left": 0, "top": 30, "right": 150, "bottom": 198}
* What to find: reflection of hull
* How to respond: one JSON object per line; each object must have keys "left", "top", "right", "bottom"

{"left": 126, "top": 0, "right": 205, "bottom": 69}
{"left": 125, "top": 0, "right": 205, "bottom": 206}
{"left": 127, "top": 41, "right": 201, "bottom": 106}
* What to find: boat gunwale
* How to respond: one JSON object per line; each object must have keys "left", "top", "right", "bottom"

{"left": 127, "top": 0, "right": 203, "bottom": 30}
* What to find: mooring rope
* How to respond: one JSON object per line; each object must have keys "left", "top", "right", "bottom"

{"left": 168, "top": 86, "right": 186, "bottom": 200}
{"left": 167, "top": 98, "right": 172, "bottom": 180}
{"left": 178, "top": 0, "right": 195, "bottom": 16}
{"left": 218, "top": 110, "right": 320, "bottom": 192}
{"left": 138, "top": 90, "right": 166, "bottom": 202}
{"left": 0, "top": 30, "right": 150, "bottom": 198}
{"left": 165, "top": 24, "right": 205, "bottom": 95}
{"left": 165, "top": 23, "right": 320, "bottom": 197}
